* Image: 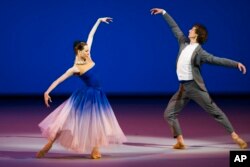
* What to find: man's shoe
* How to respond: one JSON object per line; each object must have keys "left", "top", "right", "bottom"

{"left": 234, "top": 137, "right": 248, "bottom": 149}
{"left": 173, "top": 142, "right": 186, "bottom": 149}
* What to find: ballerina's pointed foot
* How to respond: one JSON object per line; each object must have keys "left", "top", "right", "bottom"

{"left": 91, "top": 148, "right": 102, "bottom": 159}
{"left": 35, "top": 142, "right": 53, "bottom": 158}
{"left": 36, "top": 150, "right": 46, "bottom": 158}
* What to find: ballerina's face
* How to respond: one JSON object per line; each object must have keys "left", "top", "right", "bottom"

{"left": 78, "top": 45, "right": 90, "bottom": 58}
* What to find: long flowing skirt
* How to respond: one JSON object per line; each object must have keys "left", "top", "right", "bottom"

{"left": 38, "top": 87, "right": 127, "bottom": 153}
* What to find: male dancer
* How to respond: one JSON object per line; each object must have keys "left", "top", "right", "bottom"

{"left": 151, "top": 7, "right": 247, "bottom": 149}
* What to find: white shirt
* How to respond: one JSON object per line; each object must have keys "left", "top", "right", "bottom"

{"left": 176, "top": 43, "right": 199, "bottom": 81}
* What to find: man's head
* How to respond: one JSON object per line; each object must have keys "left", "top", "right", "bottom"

{"left": 189, "top": 24, "right": 208, "bottom": 44}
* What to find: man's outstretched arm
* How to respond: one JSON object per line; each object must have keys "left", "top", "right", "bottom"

{"left": 151, "top": 8, "right": 187, "bottom": 44}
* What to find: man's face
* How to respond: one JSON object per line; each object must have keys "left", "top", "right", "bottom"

{"left": 188, "top": 27, "right": 198, "bottom": 39}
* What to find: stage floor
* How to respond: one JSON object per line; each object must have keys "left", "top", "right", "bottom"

{"left": 0, "top": 96, "right": 249, "bottom": 167}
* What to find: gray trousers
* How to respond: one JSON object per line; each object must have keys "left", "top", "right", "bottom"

{"left": 164, "top": 81, "right": 234, "bottom": 138}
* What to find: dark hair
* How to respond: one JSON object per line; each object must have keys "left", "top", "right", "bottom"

{"left": 73, "top": 40, "right": 87, "bottom": 54}
{"left": 193, "top": 24, "right": 208, "bottom": 44}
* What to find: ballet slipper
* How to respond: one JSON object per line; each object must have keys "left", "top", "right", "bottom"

{"left": 91, "top": 148, "right": 102, "bottom": 159}
{"left": 36, "top": 150, "right": 46, "bottom": 158}
{"left": 233, "top": 137, "right": 248, "bottom": 149}
{"left": 36, "top": 141, "right": 53, "bottom": 158}
{"left": 173, "top": 142, "right": 186, "bottom": 149}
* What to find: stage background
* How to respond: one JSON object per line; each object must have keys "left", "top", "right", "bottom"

{"left": 0, "top": 0, "right": 250, "bottom": 95}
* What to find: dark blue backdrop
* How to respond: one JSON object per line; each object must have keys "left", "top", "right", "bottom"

{"left": 0, "top": 0, "right": 250, "bottom": 95}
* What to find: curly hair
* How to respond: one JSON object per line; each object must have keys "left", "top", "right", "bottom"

{"left": 193, "top": 24, "right": 208, "bottom": 44}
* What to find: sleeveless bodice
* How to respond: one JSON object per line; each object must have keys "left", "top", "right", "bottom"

{"left": 78, "top": 66, "right": 101, "bottom": 88}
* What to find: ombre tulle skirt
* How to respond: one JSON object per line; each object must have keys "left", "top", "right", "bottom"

{"left": 38, "top": 87, "right": 127, "bottom": 153}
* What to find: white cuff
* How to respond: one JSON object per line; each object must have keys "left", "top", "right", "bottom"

{"left": 162, "top": 10, "right": 166, "bottom": 15}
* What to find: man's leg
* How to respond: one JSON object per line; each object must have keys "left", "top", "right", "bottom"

{"left": 164, "top": 85, "right": 189, "bottom": 149}
{"left": 189, "top": 83, "right": 247, "bottom": 149}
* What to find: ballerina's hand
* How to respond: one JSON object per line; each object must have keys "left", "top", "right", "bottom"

{"left": 99, "top": 17, "right": 113, "bottom": 24}
{"left": 44, "top": 93, "right": 52, "bottom": 107}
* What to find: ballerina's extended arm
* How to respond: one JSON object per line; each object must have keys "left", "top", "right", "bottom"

{"left": 86, "top": 17, "right": 113, "bottom": 53}
{"left": 44, "top": 67, "right": 78, "bottom": 107}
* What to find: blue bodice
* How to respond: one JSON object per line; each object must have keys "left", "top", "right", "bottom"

{"left": 78, "top": 66, "right": 101, "bottom": 88}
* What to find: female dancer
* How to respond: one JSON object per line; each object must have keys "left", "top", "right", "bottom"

{"left": 36, "top": 17, "right": 127, "bottom": 159}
